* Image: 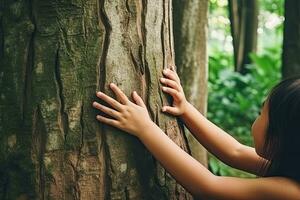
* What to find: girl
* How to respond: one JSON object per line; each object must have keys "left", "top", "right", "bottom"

{"left": 92, "top": 67, "right": 300, "bottom": 199}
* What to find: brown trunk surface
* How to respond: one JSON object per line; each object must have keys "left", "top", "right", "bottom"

{"left": 228, "top": 0, "right": 258, "bottom": 74}
{"left": 0, "top": 0, "right": 197, "bottom": 199}
{"left": 282, "top": 0, "right": 300, "bottom": 78}
{"left": 173, "top": 0, "right": 208, "bottom": 166}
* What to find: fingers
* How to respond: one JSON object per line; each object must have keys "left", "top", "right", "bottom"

{"left": 96, "top": 115, "right": 120, "bottom": 127}
{"left": 132, "top": 91, "right": 146, "bottom": 108}
{"left": 162, "top": 86, "right": 181, "bottom": 101}
{"left": 162, "top": 67, "right": 180, "bottom": 84}
{"left": 109, "top": 83, "right": 129, "bottom": 104}
{"left": 160, "top": 77, "right": 181, "bottom": 91}
{"left": 92, "top": 102, "right": 120, "bottom": 119}
{"left": 161, "top": 106, "right": 179, "bottom": 115}
{"left": 96, "top": 91, "right": 124, "bottom": 111}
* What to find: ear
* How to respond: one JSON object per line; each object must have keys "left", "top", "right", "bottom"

{"left": 132, "top": 91, "right": 146, "bottom": 108}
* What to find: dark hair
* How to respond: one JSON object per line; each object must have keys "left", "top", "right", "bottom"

{"left": 261, "top": 76, "right": 300, "bottom": 182}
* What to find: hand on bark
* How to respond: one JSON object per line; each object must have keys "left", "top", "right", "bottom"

{"left": 92, "top": 83, "right": 154, "bottom": 137}
{"left": 160, "top": 66, "right": 189, "bottom": 116}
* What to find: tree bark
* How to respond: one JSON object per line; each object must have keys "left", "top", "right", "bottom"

{"left": 0, "top": 0, "right": 194, "bottom": 199}
{"left": 228, "top": 0, "right": 258, "bottom": 74}
{"left": 282, "top": 0, "right": 300, "bottom": 78}
{"left": 173, "top": 0, "right": 208, "bottom": 166}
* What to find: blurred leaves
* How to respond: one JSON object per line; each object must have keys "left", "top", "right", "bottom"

{"left": 207, "top": 0, "right": 283, "bottom": 177}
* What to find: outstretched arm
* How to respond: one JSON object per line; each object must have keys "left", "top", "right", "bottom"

{"left": 92, "top": 83, "right": 300, "bottom": 199}
{"left": 126, "top": 120, "right": 300, "bottom": 200}
{"left": 160, "top": 67, "right": 266, "bottom": 175}
{"left": 180, "top": 101, "right": 264, "bottom": 175}
{"left": 139, "top": 121, "right": 214, "bottom": 196}
{"left": 92, "top": 83, "right": 213, "bottom": 196}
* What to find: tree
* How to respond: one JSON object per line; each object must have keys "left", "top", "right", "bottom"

{"left": 173, "top": 0, "right": 208, "bottom": 166}
{"left": 282, "top": 0, "right": 300, "bottom": 78}
{"left": 228, "top": 0, "right": 259, "bottom": 74}
{"left": 0, "top": 0, "right": 205, "bottom": 199}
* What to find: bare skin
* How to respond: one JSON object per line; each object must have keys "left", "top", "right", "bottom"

{"left": 92, "top": 67, "right": 300, "bottom": 199}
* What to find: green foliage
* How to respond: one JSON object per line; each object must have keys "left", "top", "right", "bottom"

{"left": 207, "top": 46, "right": 281, "bottom": 177}
{"left": 207, "top": 0, "right": 284, "bottom": 178}
{"left": 260, "top": 0, "right": 284, "bottom": 16}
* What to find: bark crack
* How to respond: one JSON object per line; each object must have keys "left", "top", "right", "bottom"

{"left": 32, "top": 105, "right": 47, "bottom": 200}
{"left": 145, "top": 61, "right": 156, "bottom": 123}
{"left": 125, "top": 0, "right": 131, "bottom": 13}
{"left": 22, "top": 0, "right": 36, "bottom": 122}
{"left": 161, "top": 0, "right": 166, "bottom": 69}
{"left": 139, "top": 0, "right": 147, "bottom": 75}
{"left": 0, "top": 15, "right": 4, "bottom": 58}
{"left": 124, "top": 186, "right": 129, "bottom": 200}
{"left": 97, "top": 1, "right": 113, "bottom": 198}
{"left": 144, "top": 60, "right": 154, "bottom": 120}
{"left": 167, "top": 0, "right": 174, "bottom": 63}
{"left": 78, "top": 103, "right": 84, "bottom": 157}
{"left": 81, "top": 0, "right": 88, "bottom": 41}
{"left": 22, "top": 26, "right": 35, "bottom": 122}
{"left": 99, "top": 130, "right": 112, "bottom": 200}
{"left": 54, "top": 48, "right": 69, "bottom": 147}
{"left": 98, "top": 0, "right": 112, "bottom": 90}
{"left": 139, "top": 0, "right": 150, "bottom": 125}
{"left": 68, "top": 160, "right": 80, "bottom": 200}
{"left": 76, "top": 102, "right": 84, "bottom": 199}
{"left": 130, "top": 48, "right": 140, "bottom": 73}
{"left": 163, "top": 169, "right": 170, "bottom": 196}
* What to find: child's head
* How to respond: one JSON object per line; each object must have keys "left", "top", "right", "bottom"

{"left": 252, "top": 76, "right": 300, "bottom": 181}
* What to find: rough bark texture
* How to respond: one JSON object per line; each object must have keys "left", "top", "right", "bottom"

{"left": 0, "top": 0, "right": 194, "bottom": 199}
{"left": 228, "top": 0, "right": 258, "bottom": 74}
{"left": 282, "top": 0, "right": 300, "bottom": 78}
{"left": 173, "top": 0, "right": 208, "bottom": 166}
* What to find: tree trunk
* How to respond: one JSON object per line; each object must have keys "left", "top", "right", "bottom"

{"left": 0, "top": 0, "right": 194, "bottom": 199}
{"left": 282, "top": 0, "right": 300, "bottom": 78}
{"left": 173, "top": 0, "right": 208, "bottom": 166}
{"left": 228, "top": 0, "right": 258, "bottom": 74}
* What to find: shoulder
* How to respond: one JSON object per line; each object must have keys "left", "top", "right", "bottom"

{"left": 199, "top": 175, "right": 300, "bottom": 200}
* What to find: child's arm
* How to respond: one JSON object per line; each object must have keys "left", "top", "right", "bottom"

{"left": 92, "top": 83, "right": 212, "bottom": 196}
{"left": 93, "top": 84, "right": 299, "bottom": 199}
{"left": 180, "top": 101, "right": 265, "bottom": 175}
{"left": 138, "top": 124, "right": 299, "bottom": 200}
{"left": 139, "top": 120, "right": 214, "bottom": 197}
{"left": 160, "top": 68, "right": 267, "bottom": 175}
